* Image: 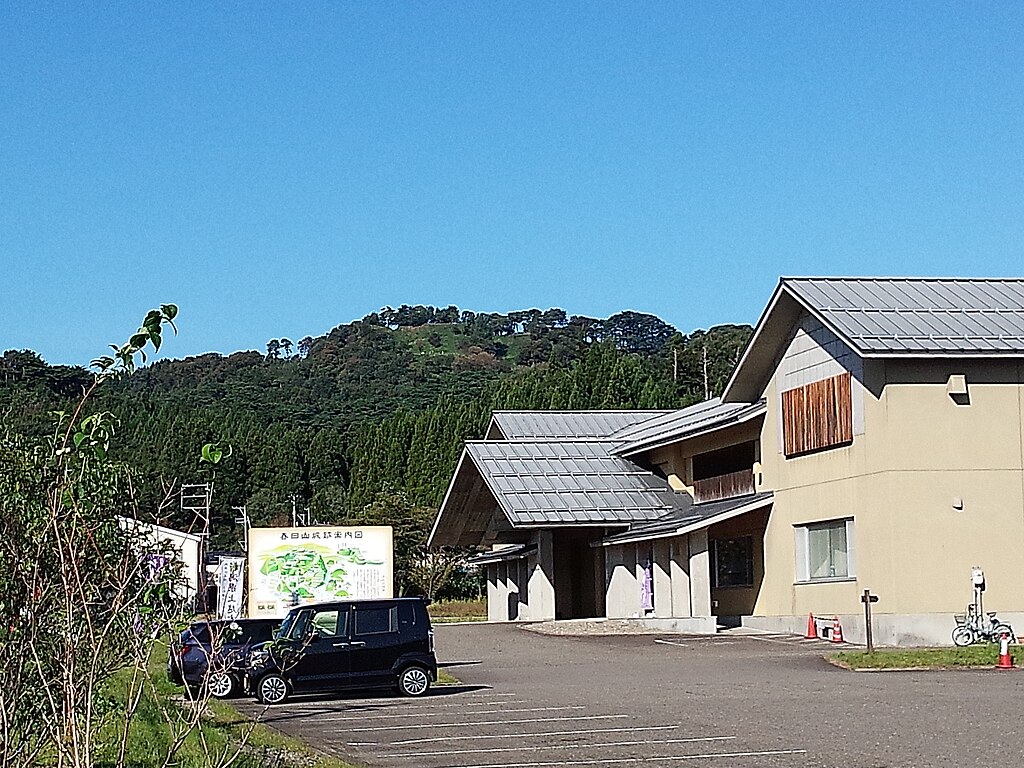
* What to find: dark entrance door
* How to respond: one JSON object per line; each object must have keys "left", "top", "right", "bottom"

{"left": 553, "top": 529, "right": 605, "bottom": 620}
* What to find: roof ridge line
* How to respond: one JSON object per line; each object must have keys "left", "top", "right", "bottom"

{"left": 821, "top": 307, "right": 1024, "bottom": 314}
{"left": 783, "top": 276, "right": 1024, "bottom": 283}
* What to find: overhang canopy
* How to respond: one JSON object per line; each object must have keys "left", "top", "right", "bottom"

{"left": 467, "top": 544, "right": 537, "bottom": 565}
{"left": 610, "top": 398, "right": 766, "bottom": 457}
{"left": 601, "top": 492, "right": 774, "bottom": 546}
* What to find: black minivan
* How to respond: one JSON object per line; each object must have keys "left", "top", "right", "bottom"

{"left": 247, "top": 597, "right": 437, "bottom": 704}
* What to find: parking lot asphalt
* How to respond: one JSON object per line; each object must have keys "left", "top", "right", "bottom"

{"left": 239, "top": 623, "right": 1024, "bottom": 768}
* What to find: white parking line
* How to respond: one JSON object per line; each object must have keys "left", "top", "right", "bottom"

{"left": 742, "top": 634, "right": 827, "bottom": 647}
{"left": 377, "top": 725, "right": 682, "bottom": 747}
{"left": 653, "top": 638, "right": 687, "bottom": 648}
{"left": 260, "top": 696, "right": 516, "bottom": 712}
{"left": 386, "top": 735, "right": 737, "bottom": 758}
{"left": 350, "top": 699, "right": 521, "bottom": 710}
{"left": 346, "top": 714, "right": 631, "bottom": 732}
{"left": 437, "top": 750, "right": 807, "bottom": 767}
{"left": 309, "top": 705, "right": 584, "bottom": 721}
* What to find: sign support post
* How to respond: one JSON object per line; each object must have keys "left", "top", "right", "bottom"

{"left": 861, "top": 589, "right": 879, "bottom": 652}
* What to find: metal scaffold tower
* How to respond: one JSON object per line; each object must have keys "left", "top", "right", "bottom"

{"left": 181, "top": 483, "right": 212, "bottom": 612}
{"left": 180, "top": 483, "right": 212, "bottom": 534}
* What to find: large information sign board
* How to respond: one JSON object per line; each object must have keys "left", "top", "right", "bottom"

{"left": 247, "top": 526, "right": 394, "bottom": 618}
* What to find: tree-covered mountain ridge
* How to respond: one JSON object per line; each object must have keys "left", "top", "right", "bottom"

{"left": 1, "top": 304, "right": 751, "bottom": 558}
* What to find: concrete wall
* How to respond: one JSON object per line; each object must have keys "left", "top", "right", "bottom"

{"left": 604, "top": 531, "right": 713, "bottom": 621}
{"left": 527, "top": 530, "right": 556, "bottom": 621}
{"left": 485, "top": 557, "right": 530, "bottom": 621}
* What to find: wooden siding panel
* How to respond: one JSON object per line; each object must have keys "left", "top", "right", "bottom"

{"left": 781, "top": 372, "right": 852, "bottom": 457}
{"left": 693, "top": 469, "right": 756, "bottom": 504}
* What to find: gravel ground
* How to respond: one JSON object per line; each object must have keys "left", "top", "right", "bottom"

{"left": 520, "top": 618, "right": 668, "bottom": 635}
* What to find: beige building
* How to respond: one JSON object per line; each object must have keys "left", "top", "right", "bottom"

{"left": 429, "top": 277, "right": 1024, "bottom": 645}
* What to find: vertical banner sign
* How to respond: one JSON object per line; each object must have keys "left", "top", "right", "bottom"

{"left": 247, "top": 526, "right": 394, "bottom": 618}
{"left": 216, "top": 557, "right": 246, "bottom": 620}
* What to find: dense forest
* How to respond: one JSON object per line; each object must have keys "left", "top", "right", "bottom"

{"left": 1, "top": 305, "right": 750, "bottom": 590}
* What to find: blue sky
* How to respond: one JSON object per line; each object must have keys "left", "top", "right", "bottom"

{"left": 3, "top": 3, "right": 1023, "bottom": 366}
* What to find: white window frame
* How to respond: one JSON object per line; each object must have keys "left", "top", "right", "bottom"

{"left": 794, "top": 518, "right": 856, "bottom": 583}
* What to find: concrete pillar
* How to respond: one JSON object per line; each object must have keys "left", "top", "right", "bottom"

{"left": 487, "top": 563, "right": 505, "bottom": 622}
{"left": 688, "top": 529, "right": 713, "bottom": 618}
{"left": 634, "top": 545, "right": 653, "bottom": 615}
{"left": 669, "top": 537, "right": 692, "bottom": 618}
{"left": 517, "top": 558, "right": 530, "bottom": 619}
{"left": 652, "top": 539, "right": 673, "bottom": 618}
{"left": 528, "top": 530, "right": 556, "bottom": 620}
{"left": 506, "top": 557, "right": 521, "bottom": 620}
{"left": 605, "top": 543, "right": 638, "bottom": 618}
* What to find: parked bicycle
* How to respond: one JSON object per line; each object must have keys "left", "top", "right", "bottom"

{"left": 952, "top": 604, "right": 1016, "bottom": 646}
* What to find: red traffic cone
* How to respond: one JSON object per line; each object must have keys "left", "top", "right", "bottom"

{"left": 997, "top": 633, "right": 1014, "bottom": 670}
{"left": 805, "top": 613, "right": 817, "bottom": 640}
{"left": 830, "top": 616, "right": 844, "bottom": 643}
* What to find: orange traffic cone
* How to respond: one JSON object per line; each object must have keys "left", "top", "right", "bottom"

{"left": 830, "top": 616, "right": 844, "bottom": 643}
{"left": 805, "top": 613, "right": 817, "bottom": 640}
{"left": 997, "top": 633, "right": 1014, "bottom": 670}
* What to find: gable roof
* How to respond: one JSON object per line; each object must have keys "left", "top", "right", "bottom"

{"left": 610, "top": 398, "right": 766, "bottom": 457}
{"left": 486, "top": 410, "right": 673, "bottom": 440}
{"left": 724, "top": 277, "right": 1024, "bottom": 402}
{"left": 464, "top": 440, "right": 687, "bottom": 526}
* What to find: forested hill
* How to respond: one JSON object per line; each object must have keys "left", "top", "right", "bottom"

{"left": 0, "top": 305, "right": 751, "bottom": 550}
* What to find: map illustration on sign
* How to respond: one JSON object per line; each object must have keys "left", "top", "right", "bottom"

{"left": 248, "top": 526, "right": 394, "bottom": 617}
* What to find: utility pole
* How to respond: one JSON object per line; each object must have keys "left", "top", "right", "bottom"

{"left": 702, "top": 345, "right": 710, "bottom": 400}
{"left": 673, "top": 348, "right": 678, "bottom": 382}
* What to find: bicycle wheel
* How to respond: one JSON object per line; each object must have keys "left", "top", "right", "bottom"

{"left": 993, "top": 624, "right": 1016, "bottom": 643}
{"left": 952, "top": 625, "right": 975, "bottom": 647}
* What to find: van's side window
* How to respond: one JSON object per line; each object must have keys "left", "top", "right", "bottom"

{"left": 310, "top": 609, "right": 343, "bottom": 637}
{"left": 354, "top": 606, "right": 398, "bottom": 635}
{"left": 398, "top": 602, "right": 415, "bottom": 627}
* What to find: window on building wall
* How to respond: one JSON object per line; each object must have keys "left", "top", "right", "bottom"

{"left": 795, "top": 519, "right": 855, "bottom": 582}
{"left": 781, "top": 372, "right": 853, "bottom": 457}
{"left": 713, "top": 537, "right": 754, "bottom": 588}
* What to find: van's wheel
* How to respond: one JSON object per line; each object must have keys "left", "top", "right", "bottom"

{"left": 397, "top": 665, "right": 431, "bottom": 697}
{"left": 256, "top": 674, "right": 289, "bottom": 705}
{"left": 952, "top": 626, "right": 975, "bottom": 647}
{"left": 207, "top": 671, "right": 235, "bottom": 699}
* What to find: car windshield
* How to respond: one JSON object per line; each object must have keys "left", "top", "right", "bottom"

{"left": 185, "top": 623, "right": 213, "bottom": 645}
{"left": 276, "top": 612, "right": 302, "bottom": 640}
{"left": 219, "top": 621, "right": 278, "bottom": 645}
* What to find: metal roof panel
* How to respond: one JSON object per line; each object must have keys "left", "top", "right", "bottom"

{"left": 464, "top": 440, "right": 688, "bottom": 526}
{"left": 785, "top": 278, "right": 1024, "bottom": 354}
{"left": 610, "top": 398, "right": 767, "bottom": 456}
{"left": 489, "top": 410, "right": 675, "bottom": 440}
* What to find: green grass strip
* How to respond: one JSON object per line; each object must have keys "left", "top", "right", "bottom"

{"left": 831, "top": 643, "right": 1013, "bottom": 670}
{"left": 95, "top": 644, "right": 359, "bottom": 768}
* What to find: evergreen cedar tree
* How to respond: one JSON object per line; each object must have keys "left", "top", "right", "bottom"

{"left": 0, "top": 307, "right": 750, "bottom": 592}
